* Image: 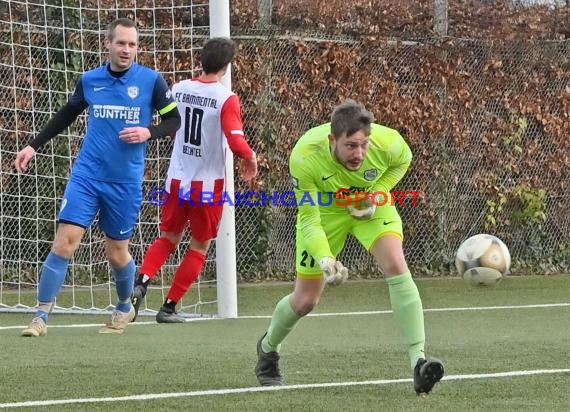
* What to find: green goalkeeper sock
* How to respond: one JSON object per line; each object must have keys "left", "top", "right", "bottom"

{"left": 261, "top": 294, "right": 301, "bottom": 353}
{"left": 386, "top": 271, "right": 426, "bottom": 369}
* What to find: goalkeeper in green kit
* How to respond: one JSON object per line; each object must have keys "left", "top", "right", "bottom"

{"left": 254, "top": 99, "right": 444, "bottom": 395}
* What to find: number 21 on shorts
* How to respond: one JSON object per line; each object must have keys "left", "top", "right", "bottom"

{"left": 300, "top": 250, "right": 315, "bottom": 268}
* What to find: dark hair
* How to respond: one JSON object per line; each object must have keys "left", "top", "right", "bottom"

{"left": 330, "top": 99, "right": 375, "bottom": 137}
{"left": 201, "top": 37, "right": 237, "bottom": 74}
{"left": 106, "top": 18, "right": 137, "bottom": 41}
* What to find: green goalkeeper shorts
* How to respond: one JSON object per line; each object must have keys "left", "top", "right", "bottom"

{"left": 295, "top": 203, "right": 403, "bottom": 277}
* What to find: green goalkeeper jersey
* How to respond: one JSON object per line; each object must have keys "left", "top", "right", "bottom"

{"left": 289, "top": 122, "right": 413, "bottom": 262}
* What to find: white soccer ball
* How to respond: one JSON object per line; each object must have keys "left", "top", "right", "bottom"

{"left": 455, "top": 234, "right": 511, "bottom": 286}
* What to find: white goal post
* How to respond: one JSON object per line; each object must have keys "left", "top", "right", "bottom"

{"left": 0, "top": 0, "right": 237, "bottom": 318}
{"left": 210, "top": 1, "right": 239, "bottom": 319}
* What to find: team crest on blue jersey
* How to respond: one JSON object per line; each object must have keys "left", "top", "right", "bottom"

{"left": 364, "top": 168, "right": 378, "bottom": 181}
{"left": 128, "top": 86, "right": 139, "bottom": 99}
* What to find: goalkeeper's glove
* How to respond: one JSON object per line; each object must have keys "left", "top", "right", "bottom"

{"left": 347, "top": 196, "right": 376, "bottom": 220}
{"left": 319, "top": 257, "right": 349, "bottom": 286}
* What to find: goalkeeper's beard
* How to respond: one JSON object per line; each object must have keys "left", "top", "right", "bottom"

{"left": 332, "top": 147, "right": 363, "bottom": 171}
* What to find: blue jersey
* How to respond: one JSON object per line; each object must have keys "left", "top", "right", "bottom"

{"left": 69, "top": 63, "right": 177, "bottom": 183}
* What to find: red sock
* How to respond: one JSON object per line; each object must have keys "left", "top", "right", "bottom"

{"left": 140, "top": 237, "right": 177, "bottom": 279}
{"left": 166, "top": 250, "right": 206, "bottom": 302}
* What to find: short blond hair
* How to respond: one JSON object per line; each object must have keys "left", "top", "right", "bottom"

{"left": 106, "top": 18, "right": 137, "bottom": 41}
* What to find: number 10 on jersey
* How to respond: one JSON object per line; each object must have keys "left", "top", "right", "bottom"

{"left": 184, "top": 107, "right": 203, "bottom": 146}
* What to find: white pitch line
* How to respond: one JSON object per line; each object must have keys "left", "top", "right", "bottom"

{"left": 0, "top": 368, "right": 569, "bottom": 409}
{"left": 1, "top": 302, "right": 569, "bottom": 330}
{"left": 0, "top": 321, "right": 156, "bottom": 331}
{"left": 241, "top": 302, "right": 570, "bottom": 319}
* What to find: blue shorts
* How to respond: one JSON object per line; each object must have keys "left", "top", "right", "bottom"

{"left": 58, "top": 176, "right": 143, "bottom": 240}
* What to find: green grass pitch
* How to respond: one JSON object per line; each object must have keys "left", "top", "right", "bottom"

{"left": 0, "top": 275, "right": 569, "bottom": 411}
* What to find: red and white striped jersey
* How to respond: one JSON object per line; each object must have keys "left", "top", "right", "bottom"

{"left": 166, "top": 78, "right": 253, "bottom": 194}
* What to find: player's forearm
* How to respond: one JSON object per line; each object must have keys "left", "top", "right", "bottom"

{"left": 373, "top": 136, "right": 413, "bottom": 192}
{"left": 29, "top": 103, "right": 82, "bottom": 150}
{"left": 220, "top": 95, "right": 254, "bottom": 159}
{"left": 226, "top": 134, "right": 254, "bottom": 159}
{"left": 296, "top": 191, "right": 334, "bottom": 261}
{"left": 299, "top": 215, "right": 334, "bottom": 262}
{"left": 374, "top": 162, "right": 410, "bottom": 192}
{"left": 148, "top": 108, "right": 181, "bottom": 140}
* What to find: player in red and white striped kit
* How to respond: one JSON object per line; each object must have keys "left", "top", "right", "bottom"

{"left": 132, "top": 37, "right": 257, "bottom": 322}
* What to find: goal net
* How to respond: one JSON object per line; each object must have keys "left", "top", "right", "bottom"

{"left": 0, "top": 0, "right": 219, "bottom": 317}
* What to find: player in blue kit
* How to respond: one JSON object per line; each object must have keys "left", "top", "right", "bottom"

{"left": 14, "top": 18, "right": 180, "bottom": 336}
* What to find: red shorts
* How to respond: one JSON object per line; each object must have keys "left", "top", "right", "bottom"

{"left": 160, "top": 179, "right": 225, "bottom": 242}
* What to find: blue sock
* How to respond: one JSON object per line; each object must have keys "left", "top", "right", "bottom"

{"left": 113, "top": 259, "right": 135, "bottom": 313}
{"left": 35, "top": 310, "right": 50, "bottom": 323}
{"left": 36, "top": 252, "right": 70, "bottom": 322}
